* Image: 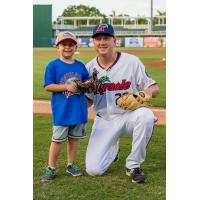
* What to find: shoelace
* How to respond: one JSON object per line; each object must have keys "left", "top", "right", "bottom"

{"left": 133, "top": 168, "right": 142, "bottom": 174}
{"left": 45, "top": 167, "right": 55, "bottom": 175}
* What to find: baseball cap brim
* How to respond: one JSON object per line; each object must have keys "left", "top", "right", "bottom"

{"left": 56, "top": 38, "right": 77, "bottom": 46}
{"left": 92, "top": 32, "right": 114, "bottom": 38}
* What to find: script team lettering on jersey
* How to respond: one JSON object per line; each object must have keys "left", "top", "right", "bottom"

{"left": 97, "top": 78, "right": 131, "bottom": 95}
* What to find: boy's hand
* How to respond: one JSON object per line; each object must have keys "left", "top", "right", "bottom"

{"left": 65, "top": 83, "right": 77, "bottom": 93}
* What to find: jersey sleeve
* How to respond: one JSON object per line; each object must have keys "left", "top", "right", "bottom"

{"left": 135, "top": 58, "right": 156, "bottom": 91}
{"left": 44, "top": 62, "right": 56, "bottom": 87}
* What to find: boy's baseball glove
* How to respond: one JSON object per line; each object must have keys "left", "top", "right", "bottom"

{"left": 116, "top": 91, "right": 151, "bottom": 111}
{"left": 76, "top": 68, "right": 98, "bottom": 93}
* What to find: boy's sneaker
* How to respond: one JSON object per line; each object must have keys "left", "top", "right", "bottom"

{"left": 66, "top": 163, "right": 83, "bottom": 176}
{"left": 41, "top": 167, "right": 55, "bottom": 182}
{"left": 126, "top": 167, "right": 145, "bottom": 183}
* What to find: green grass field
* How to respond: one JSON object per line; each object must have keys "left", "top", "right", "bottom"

{"left": 33, "top": 47, "right": 166, "bottom": 107}
{"left": 34, "top": 116, "right": 166, "bottom": 200}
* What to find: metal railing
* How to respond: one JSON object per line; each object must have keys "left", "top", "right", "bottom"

{"left": 52, "top": 24, "right": 166, "bottom": 36}
{"left": 53, "top": 30, "right": 166, "bottom": 37}
{"left": 52, "top": 24, "right": 165, "bottom": 30}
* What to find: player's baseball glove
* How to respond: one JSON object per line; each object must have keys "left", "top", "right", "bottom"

{"left": 116, "top": 91, "right": 151, "bottom": 110}
{"left": 76, "top": 68, "right": 98, "bottom": 93}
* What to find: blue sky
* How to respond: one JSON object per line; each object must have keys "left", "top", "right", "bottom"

{"left": 33, "top": 0, "right": 166, "bottom": 20}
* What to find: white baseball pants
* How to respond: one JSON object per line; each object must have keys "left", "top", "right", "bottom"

{"left": 85, "top": 107, "right": 156, "bottom": 176}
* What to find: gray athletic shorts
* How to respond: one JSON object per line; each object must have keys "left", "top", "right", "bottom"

{"left": 52, "top": 124, "right": 87, "bottom": 142}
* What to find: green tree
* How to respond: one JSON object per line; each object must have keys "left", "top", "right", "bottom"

{"left": 138, "top": 17, "right": 148, "bottom": 24}
{"left": 157, "top": 10, "right": 166, "bottom": 16}
{"left": 57, "top": 4, "right": 107, "bottom": 25}
{"left": 153, "top": 10, "right": 166, "bottom": 24}
{"left": 109, "top": 11, "right": 131, "bottom": 25}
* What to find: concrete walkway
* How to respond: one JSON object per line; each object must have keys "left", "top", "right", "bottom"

{"left": 33, "top": 99, "right": 166, "bottom": 125}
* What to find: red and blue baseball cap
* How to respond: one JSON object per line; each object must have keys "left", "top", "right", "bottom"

{"left": 56, "top": 31, "right": 77, "bottom": 46}
{"left": 92, "top": 24, "right": 115, "bottom": 38}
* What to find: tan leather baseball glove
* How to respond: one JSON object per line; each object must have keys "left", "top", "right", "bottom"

{"left": 116, "top": 91, "right": 151, "bottom": 110}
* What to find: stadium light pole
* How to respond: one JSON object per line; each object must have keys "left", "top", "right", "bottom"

{"left": 150, "top": 0, "right": 153, "bottom": 33}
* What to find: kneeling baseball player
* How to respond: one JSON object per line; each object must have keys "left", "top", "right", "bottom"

{"left": 79, "top": 24, "right": 159, "bottom": 183}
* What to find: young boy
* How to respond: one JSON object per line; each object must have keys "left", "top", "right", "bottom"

{"left": 41, "top": 31, "right": 89, "bottom": 182}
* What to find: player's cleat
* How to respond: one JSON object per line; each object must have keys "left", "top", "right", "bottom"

{"left": 41, "top": 167, "right": 55, "bottom": 182}
{"left": 126, "top": 168, "right": 145, "bottom": 183}
{"left": 66, "top": 163, "right": 83, "bottom": 176}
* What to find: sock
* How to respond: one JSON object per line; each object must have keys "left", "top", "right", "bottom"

{"left": 67, "top": 162, "right": 73, "bottom": 166}
{"left": 48, "top": 166, "right": 56, "bottom": 170}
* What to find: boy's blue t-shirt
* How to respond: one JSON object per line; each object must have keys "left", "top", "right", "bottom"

{"left": 44, "top": 58, "right": 89, "bottom": 126}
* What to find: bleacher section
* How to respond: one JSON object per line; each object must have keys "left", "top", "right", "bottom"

{"left": 52, "top": 25, "right": 161, "bottom": 37}
{"left": 53, "top": 16, "right": 166, "bottom": 37}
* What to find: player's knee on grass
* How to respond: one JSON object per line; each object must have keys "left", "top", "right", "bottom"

{"left": 86, "top": 166, "right": 105, "bottom": 176}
